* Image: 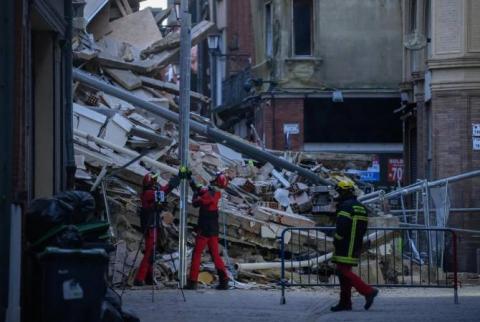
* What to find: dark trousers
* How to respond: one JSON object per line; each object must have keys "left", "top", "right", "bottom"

{"left": 336, "top": 263, "right": 374, "bottom": 306}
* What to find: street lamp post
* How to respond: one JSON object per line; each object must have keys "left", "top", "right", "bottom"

{"left": 207, "top": 34, "right": 220, "bottom": 116}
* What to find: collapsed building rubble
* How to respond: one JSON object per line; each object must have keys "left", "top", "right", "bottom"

{"left": 70, "top": 0, "right": 437, "bottom": 289}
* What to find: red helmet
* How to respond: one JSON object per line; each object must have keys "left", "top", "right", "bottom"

{"left": 213, "top": 173, "right": 229, "bottom": 189}
{"left": 143, "top": 173, "right": 157, "bottom": 188}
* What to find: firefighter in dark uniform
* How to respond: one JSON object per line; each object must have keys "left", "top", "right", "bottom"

{"left": 134, "top": 170, "right": 183, "bottom": 286}
{"left": 331, "top": 180, "right": 379, "bottom": 312}
{"left": 184, "top": 172, "right": 230, "bottom": 290}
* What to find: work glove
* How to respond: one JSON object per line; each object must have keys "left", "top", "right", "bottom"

{"left": 168, "top": 175, "right": 181, "bottom": 189}
{"left": 189, "top": 178, "right": 202, "bottom": 192}
{"left": 178, "top": 166, "right": 192, "bottom": 179}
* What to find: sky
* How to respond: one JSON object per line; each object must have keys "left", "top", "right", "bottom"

{"left": 140, "top": 0, "right": 168, "bottom": 10}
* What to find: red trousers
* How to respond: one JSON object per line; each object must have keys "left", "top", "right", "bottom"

{"left": 189, "top": 234, "right": 227, "bottom": 281}
{"left": 336, "top": 263, "right": 374, "bottom": 306}
{"left": 135, "top": 228, "right": 156, "bottom": 282}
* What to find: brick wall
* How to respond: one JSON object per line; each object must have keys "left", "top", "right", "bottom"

{"left": 255, "top": 97, "right": 304, "bottom": 151}
{"left": 431, "top": 91, "right": 480, "bottom": 271}
{"left": 226, "top": 0, "right": 255, "bottom": 64}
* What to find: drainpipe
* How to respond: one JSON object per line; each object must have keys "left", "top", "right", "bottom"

{"left": 271, "top": 92, "right": 276, "bottom": 149}
{"left": 64, "top": 0, "right": 76, "bottom": 189}
{"left": 0, "top": 0, "right": 15, "bottom": 319}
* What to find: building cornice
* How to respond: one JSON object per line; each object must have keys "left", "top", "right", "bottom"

{"left": 428, "top": 57, "right": 480, "bottom": 70}
{"left": 431, "top": 81, "right": 480, "bottom": 92}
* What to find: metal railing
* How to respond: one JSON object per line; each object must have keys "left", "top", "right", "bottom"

{"left": 279, "top": 227, "right": 458, "bottom": 305}
{"left": 220, "top": 67, "right": 252, "bottom": 111}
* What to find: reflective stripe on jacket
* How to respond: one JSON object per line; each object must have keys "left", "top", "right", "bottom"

{"left": 332, "top": 199, "right": 369, "bottom": 266}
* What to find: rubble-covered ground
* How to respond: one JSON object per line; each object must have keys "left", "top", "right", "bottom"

{"left": 71, "top": 0, "right": 475, "bottom": 291}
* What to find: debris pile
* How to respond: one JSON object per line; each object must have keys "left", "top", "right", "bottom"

{"left": 71, "top": 0, "right": 384, "bottom": 288}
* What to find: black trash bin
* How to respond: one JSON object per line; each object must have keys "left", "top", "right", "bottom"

{"left": 38, "top": 247, "right": 109, "bottom": 322}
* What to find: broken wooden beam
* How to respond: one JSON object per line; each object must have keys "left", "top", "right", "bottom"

{"left": 74, "top": 129, "right": 177, "bottom": 175}
{"left": 154, "top": 7, "right": 172, "bottom": 24}
{"left": 140, "top": 76, "right": 210, "bottom": 104}
{"left": 140, "top": 20, "right": 215, "bottom": 58}
{"left": 104, "top": 68, "right": 142, "bottom": 90}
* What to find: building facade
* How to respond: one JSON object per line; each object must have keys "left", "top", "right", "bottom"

{"left": 0, "top": 0, "right": 74, "bottom": 320}
{"left": 400, "top": 0, "right": 480, "bottom": 272}
{"left": 215, "top": 0, "right": 404, "bottom": 187}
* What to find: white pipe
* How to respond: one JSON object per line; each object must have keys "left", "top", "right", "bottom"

{"left": 235, "top": 231, "right": 389, "bottom": 272}
{"left": 6, "top": 204, "right": 22, "bottom": 322}
{"left": 74, "top": 129, "right": 177, "bottom": 175}
{"left": 90, "top": 165, "right": 108, "bottom": 192}
{"left": 235, "top": 253, "right": 333, "bottom": 272}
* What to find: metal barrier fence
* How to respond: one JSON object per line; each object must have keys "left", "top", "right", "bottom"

{"left": 280, "top": 227, "right": 458, "bottom": 304}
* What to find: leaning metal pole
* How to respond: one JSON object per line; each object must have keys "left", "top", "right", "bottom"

{"left": 178, "top": 0, "right": 191, "bottom": 287}
{"left": 359, "top": 169, "right": 480, "bottom": 203}
{"left": 72, "top": 69, "right": 325, "bottom": 184}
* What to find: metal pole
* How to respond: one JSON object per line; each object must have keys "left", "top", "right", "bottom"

{"left": 209, "top": 51, "right": 217, "bottom": 118}
{"left": 391, "top": 207, "right": 480, "bottom": 214}
{"left": 1, "top": 0, "right": 15, "bottom": 317}
{"left": 6, "top": 204, "right": 22, "bottom": 322}
{"left": 178, "top": 0, "right": 191, "bottom": 287}
{"left": 423, "top": 181, "right": 434, "bottom": 267}
{"left": 359, "top": 169, "right": 480, "bottom": 203}
{"left": 64, "top": 0, "right": 76, "bottom": 189}
{"left": 72, "top": 69, "right": 325, "bottom": 184}
{"left": 452, "top": 231, "right": 459, "bottom": 304}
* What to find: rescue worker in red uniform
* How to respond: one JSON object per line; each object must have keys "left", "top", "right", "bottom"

{"left": 331, "top": 180, "right": 379, "bottom": 311}
{"left": 184, "top": 173, "right": 230, "bottom": 290}
{"left": 134, "top": 170, "right": 182, "bottom": 286}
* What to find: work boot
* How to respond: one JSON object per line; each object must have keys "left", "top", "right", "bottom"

{"left": 133, "top": 280, "right": 145, "bottom": 287}
{"left": 145, "top": 275, "right": 156, "bottom": 285}
{"left": 330, "top": 303, "right": 352, "bottom": 312}
{"left": 216, "top": 270, "right": 229, "bottom": 290}
{"left": 364, "top": 288, "right": 379, "bottom": 310}
{"left": 184, "top": 280, "right": 198, "bottom": 290}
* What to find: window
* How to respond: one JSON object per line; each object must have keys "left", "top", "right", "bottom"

{"left": 293, "top": 0, "right": 313, "bottom": 56}
{"left": 409, "top": 0, "right": 417, "bottom": 32}
{"left": 265, "top": 2, "right": 273, "bottom": 57}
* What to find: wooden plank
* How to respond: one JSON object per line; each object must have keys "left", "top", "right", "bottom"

{"left": 104, "top": 68, "right": 142, "bottom": 90}
{"left": 141, "top": 20, "right": 215, "bottom": 58}
{"left": 258, "top": 206, "right": 316, "bottom": 227}
{"left": 97, "top": 20, "right": 213, "bottom": 74}
{"left": 140, "top": 76, "right": 210, "bottom": 104}
{"left": 141, "top": 30, "right": 180, "bottom": 58}
{"left": 96, "top": 52, "right": 161, "bottom": 73}
{"left": 107, "top": 8, "right": 162, "bottom": 51}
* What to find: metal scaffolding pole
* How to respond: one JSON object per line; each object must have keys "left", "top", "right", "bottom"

{"left": 359, "top": 169, "right": 480, "bottom": 203}
{"left": 72, "top": 69, "right": 326, "bottom": 184}
{"left": 178, "top": 0, "right": 191, "bottom": 287}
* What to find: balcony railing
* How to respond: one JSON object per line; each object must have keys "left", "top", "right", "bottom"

{"left": 219, "top": 66, "right": 252, "bottom": 112}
